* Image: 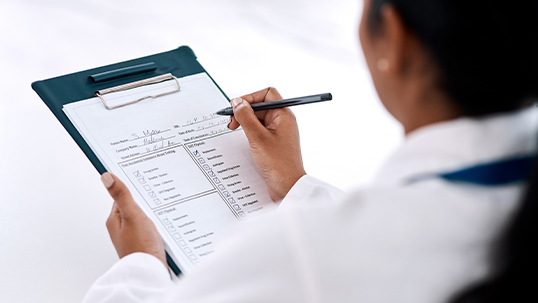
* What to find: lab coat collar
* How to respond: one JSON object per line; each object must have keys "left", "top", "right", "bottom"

{"left": 373, "top": 106, "right": 538, "bottom": 186}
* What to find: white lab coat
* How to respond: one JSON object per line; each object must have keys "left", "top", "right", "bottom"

{"left": 83, "top": 107, "right": 538, "bottom": 303}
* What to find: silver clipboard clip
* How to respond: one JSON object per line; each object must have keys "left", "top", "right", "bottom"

{"left": 95, "top": 73, "right": 181, "bottom": 110}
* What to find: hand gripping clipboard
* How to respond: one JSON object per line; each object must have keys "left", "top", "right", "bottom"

{"left": 31, "top": 46, "right": 230, "bottom": 276}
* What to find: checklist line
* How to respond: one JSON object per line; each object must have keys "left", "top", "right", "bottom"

{"left": 151, "top": 189, "right": 218, "bottom": 211}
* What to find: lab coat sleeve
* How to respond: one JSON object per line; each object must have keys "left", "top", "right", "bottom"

{"left": 279, "top": 175, "right": 345, "bottom": 209}
{"left": 82, "top": 252, "right": 174, "bottom": 303}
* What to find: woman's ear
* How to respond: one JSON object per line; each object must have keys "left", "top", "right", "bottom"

{"left": 378, "top": 4, "right": 408, "bottom": 75}
{"left": 380, "top": 4, "right": 432, "bottom": 76}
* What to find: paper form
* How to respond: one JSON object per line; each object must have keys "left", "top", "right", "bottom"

{"left": 63, "top": 73, "right": 276, "bottom": 273}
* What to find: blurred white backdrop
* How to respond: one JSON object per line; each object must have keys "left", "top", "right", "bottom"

{"left": 0, "top": 0, "right": 402, "bottom": 302}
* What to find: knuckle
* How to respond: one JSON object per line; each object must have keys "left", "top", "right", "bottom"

{"left": 234, "top": 104, "right": 253, "bottom": 118}
{"left": 234, "top": 103, "right": 246, "bottom": 113}
{"left": 268, "top": 86, "right": 278, "bottom": 93}
{"left": 110, "top": 187, "right": 128, "bottom": 201}
{"left": 105, "top": 217, "right": 114, "bottom": 229}
{"left": 267, "top": 87, "right": 282, "bottom": 100}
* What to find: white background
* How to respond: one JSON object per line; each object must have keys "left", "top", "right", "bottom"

{"left": 0, "top": 0, "right": 402, "bottom": 302}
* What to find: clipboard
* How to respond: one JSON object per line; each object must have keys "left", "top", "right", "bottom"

{"left": 31, "top": 46, "right": 230, "bottom": 276}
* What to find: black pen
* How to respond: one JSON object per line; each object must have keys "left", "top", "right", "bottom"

{"left": 215, "top": 93, "right": 333, "bottom": 116}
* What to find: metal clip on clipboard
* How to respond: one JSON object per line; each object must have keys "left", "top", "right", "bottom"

{"left": 94, "top": 73, "right": 181, "bottom": 110}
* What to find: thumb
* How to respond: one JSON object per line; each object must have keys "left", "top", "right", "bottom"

{"left": 101, "top": 173, "right": 143, "bottom": 219}
{"left": 231, "top": 98, "right": 269, "bottom": 141}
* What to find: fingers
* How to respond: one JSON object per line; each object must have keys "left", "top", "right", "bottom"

{"left": 229, "top": 98, "right": 270, "bottom": 141}
{"left": 228, "top": 87, "right": 283, "bottom": 131}
{"left": 228, "top": 109, "right": 267, "bottom": 130}
{"left": 264, "top": 107, "right": 297, "bottom": 131}
{"left": 101, "top": 173, "right": 143, "bottom": 220}
{"left": 106, "top": 202, "right": 121, "bottom": 231}
{"left": 241, "top": 87, "right": 282, "bottom": 104}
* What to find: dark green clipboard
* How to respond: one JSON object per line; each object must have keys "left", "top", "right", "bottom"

{"left": 31, "top": 46, "right": 230, "bottom": 276}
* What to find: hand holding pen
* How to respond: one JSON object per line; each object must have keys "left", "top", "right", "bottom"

{"left": 225, "top": 88, "right": 332, "bottom": 201}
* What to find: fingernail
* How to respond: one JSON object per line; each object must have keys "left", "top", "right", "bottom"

{"left": 101, "top": 173, "right": 114, "bottom": 189}
{"left": 227, "top": 116, "right": 232, "bottom": 129}
{"left": 231, "top": 98, "right": 243, "bottom": 108}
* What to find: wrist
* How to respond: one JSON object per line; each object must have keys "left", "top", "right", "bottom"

{"left": 276, "top": 170, "right": 306, "bottom": 200}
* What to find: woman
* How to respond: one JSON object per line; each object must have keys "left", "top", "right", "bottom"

{"left": 84, "top": 0, "right": 538, "bottom": 302}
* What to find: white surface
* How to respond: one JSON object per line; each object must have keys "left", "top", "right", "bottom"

{"left": 0, "top": 0, "right": 401, "bottom": 302}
